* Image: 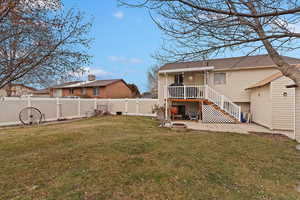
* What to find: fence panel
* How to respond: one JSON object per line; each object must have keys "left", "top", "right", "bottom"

{"left": 31, "top": 98, "right": 57, "bottom": 121}
{"left": 80, "top": 99, "right": 96, "bottom": 117}
{"left": 127, "top": 99, "right": 137, "bottom": 115}
{"left": 60, "top": 99, "right": 79, "bottom": 119}
{"left": 138, "top": 99, "right": 157, "bottom": 116}
{"left": 0, "top": 97, "right": 159, "bottom": 126}
{"left": 0, "top": 98, "right": 27, "bottom": 125}
{"left": 109, "top": 99, "right": 126, "bottom": 114}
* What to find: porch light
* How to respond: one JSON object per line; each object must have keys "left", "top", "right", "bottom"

{"left": 188, "top": 76, "right": 193, "bottom": 81}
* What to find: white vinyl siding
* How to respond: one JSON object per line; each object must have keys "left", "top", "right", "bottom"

{"left": 295, "top": 88, "right": 300, "bottom": 142}
{"left": 208, "top": 68, "right": 278, "bottom": 102}
{"left": 249, "top": 76, "right": 295, "bottom": 131}
{"left": 270, "top": 76, "right": 295, "bottom": 131}
{"left": 250, "top": 86, "right": 272, "bottom": 129}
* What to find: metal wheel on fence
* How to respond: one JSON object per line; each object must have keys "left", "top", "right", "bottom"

{"left": 19, "top": 107, "right": 43, "bottom": 125}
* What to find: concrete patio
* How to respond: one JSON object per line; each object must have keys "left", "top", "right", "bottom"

{"left": 173, "top": 121, "right": 295, "bottom": 139}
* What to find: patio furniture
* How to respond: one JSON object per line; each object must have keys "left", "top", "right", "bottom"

{"left": 170, "top": 106, "right": 179, "bottom": 120}
{"left": 188, "top": 111, "right": 199, "bottom": 121}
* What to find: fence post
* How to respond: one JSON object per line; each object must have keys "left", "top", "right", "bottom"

{"left": 27, "top": 96, "right": 31, "bottom": 107}
{"left": 238, "top": 106, "right": 241, "bottom": 122}
{"left": 56, "top": 97, "right": 60, "bottom": 120}
{"left": 78, "top": 98, "right": 81, "bottom": 117}
{"left": 136, "top": 99, "right": 139, "bottom": 115}
{"left": 221, "top": 95, "right": 224, "bottom": 109}
{"left": 125, "top": 98, "right": 128, "bottom": 115}
{"left": 204, "top": 85, "right": 208, "bottom": 99}
{"left": 94, "top": 98, "right": 97, "bottom": 110}
{"left": 184, "top": 85, "right": 186, "bottom": 99}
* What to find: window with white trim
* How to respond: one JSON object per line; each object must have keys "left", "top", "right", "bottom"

{"left": 214, "top": 72, "right": 226, "bottom": 85}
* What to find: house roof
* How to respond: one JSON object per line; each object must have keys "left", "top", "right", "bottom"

{"left": 51, "top": 79, "right": 124, "bottom": 89}
{"left": 159, "top": 54, "right": 300, "bottom": 72}
{"left": 245, "top": 72, "right": 283, "bottom": 90}
{"left": 51, "top": 81, "right": 82, "bottom": 89}
{"left": 10, "top": 84, "right": 37, "bottom": 91}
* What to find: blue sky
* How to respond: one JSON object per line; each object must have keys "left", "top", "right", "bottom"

{"left": 62, "top": 1, "right": 300, "bottom": 93}
{"left": 63, "top": 0, "right": 162, "bottom": 92}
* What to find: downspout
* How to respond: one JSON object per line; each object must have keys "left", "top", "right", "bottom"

{"left": 294, "top": 88, "right": 296, "bottom": 140}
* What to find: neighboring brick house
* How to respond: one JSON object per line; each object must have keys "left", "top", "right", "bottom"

{"left": 0, "top": 84, "right": 36, "bottom": 97}
{"left": 50, "top": 76, "right": 140, "bottom": 98}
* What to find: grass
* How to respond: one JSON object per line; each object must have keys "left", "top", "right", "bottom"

{"left": 0, "top": 116, "right": 299, "bottom": 200}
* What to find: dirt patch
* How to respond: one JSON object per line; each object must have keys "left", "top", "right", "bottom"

{"left": 249, "top": 132, "right": 291, "bottom": 141}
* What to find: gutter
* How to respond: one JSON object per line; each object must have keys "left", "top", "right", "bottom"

{"left": 158, "top": 66, "right": 215, "bottom": 74}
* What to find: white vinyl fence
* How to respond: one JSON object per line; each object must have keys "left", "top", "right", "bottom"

{"left": 0, "top": 97, "right": 159, "bottom": 126}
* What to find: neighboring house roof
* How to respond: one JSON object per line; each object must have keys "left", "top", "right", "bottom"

{"left": 10, "top": 84, "right": 37, "bottom": 91}
{"left": 51, "top": 81, "right": 82, "bottom": 89}
{"left": 245, "top": 72, "right": 283, "bottom": 90}
{"left": 159, "top": 54, "right": 300, "bottom": 71}
{"left": 51, "top": 79, "right": 123, "bottom": 89}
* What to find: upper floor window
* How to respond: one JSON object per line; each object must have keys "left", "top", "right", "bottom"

{"left": 214, "top": 72, "right": 226, "bottom": 85}
{"left": 174, "top": 74, "right": 184, "bottom": 85}
{"left": 93, "top": 87, "right": 99, "bottom": 96}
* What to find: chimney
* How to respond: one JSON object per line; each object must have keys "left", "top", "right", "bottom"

{"left": 88, "top": 74, "right": 96, "bottom": 81}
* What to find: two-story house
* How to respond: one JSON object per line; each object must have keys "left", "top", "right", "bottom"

{"left": 158, "top": 54, "right": 300, "bottom": 131}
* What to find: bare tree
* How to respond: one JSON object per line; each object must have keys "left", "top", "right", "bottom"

{"left": 120, "top": 0, "right": 300, "bottom": 85}
{"left": 147, "top": 65, "right": 160, "bottom": 98}
{"left": 0, "top": 0, "right": 91, "bottom": 92}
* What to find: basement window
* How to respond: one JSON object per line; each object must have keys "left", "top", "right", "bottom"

{"left": 214, "top": 72, "right": 226, "bottom": 85}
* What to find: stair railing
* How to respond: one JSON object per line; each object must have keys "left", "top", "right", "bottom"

{"left": 205, "top": 85, "right": 241, "bottom": 121}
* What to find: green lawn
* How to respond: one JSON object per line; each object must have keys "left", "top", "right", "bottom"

{"left": 0, "top": 116, "right": 299, "bottom": 200}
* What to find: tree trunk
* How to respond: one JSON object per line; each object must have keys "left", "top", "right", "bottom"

{"left": 5, "top": 83, "right": 12, "bottom": 97}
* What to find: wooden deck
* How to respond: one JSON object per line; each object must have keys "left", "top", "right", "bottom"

{"left": 168, "top": 98, "right": 206, "bottom": 103}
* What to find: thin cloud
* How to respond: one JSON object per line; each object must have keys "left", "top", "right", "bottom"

{"left": 108, "top": 56, "right": 143, "bottom": 64}
{"left": 84, "top": 67, "right": 111, "bottom": 77}
{"left": 114, "top": 11, "right": 124, "bottom": 20}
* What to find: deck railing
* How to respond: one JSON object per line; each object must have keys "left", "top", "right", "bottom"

{"left": 166, "top": 85, "right": 241, "bottom": 121}
{"left": 167, "top": 85, "right": 205, "bottom": 99}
